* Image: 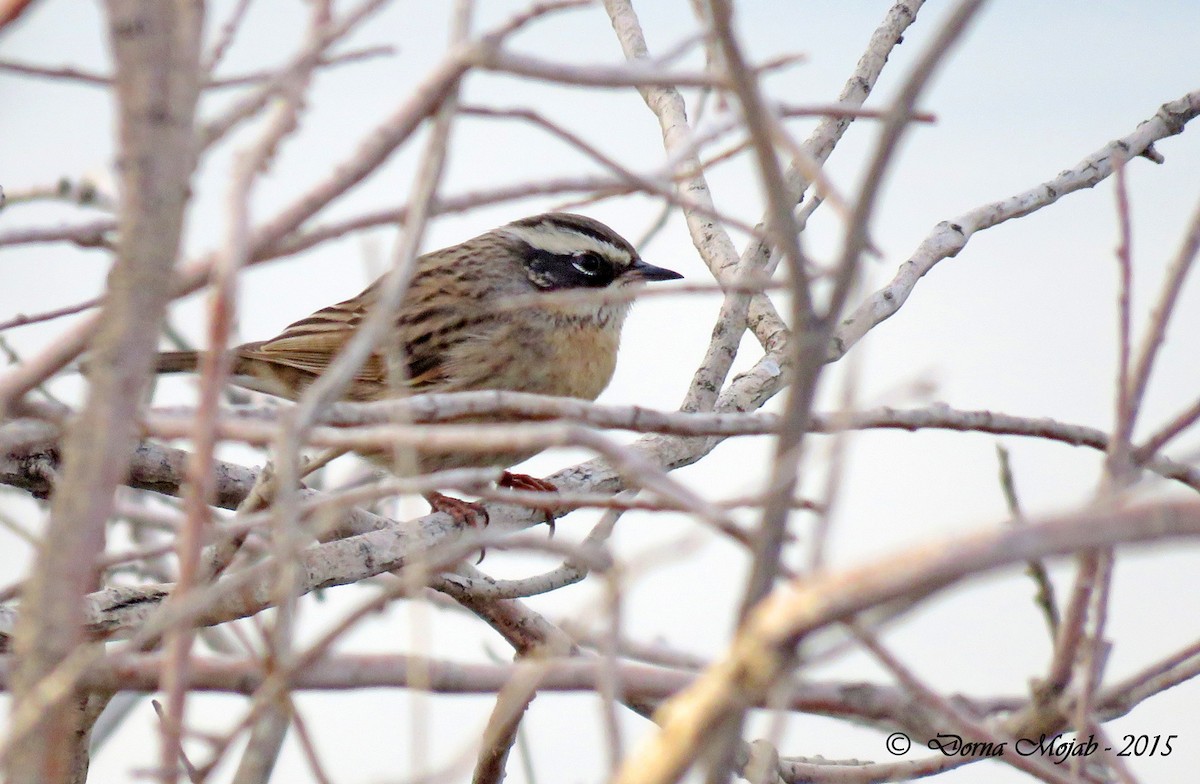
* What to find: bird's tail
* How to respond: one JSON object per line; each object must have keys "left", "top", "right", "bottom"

{"left": 155, "top": 351, "right": 201, "bottom": 374}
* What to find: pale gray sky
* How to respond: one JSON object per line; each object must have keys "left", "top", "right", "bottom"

{"left": 2, "top": 1, "right": 1200, "bottom": 781}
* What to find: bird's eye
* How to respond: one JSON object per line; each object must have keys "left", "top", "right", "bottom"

{"left": 571, "top": 252, "right": 604, "bottom": 276}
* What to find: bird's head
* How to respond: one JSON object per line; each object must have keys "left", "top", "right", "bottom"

{"left": 502, "top": 212, "right": 682, "bottom": 293}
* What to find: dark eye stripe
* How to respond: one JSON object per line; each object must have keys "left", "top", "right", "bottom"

{"left": 525, "top": 248, "right": 616, "bottom": 290}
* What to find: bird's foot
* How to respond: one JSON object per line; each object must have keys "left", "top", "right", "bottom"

{"left": 425, "top": 492, "right": 489, "bottom": 528}
{"left": 499, "top": 471, "right": 560, "bottom": 535}
{"left": 426, "top": 492, "right": 489, "bottom": 563}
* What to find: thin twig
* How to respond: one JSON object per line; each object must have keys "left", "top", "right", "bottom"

{"left": 996, "top": 445, "right": 1059, "bottom": 638}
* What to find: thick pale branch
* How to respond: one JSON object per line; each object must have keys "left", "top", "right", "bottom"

{"left": 831, "top": 89, "right": 1200, "bottom": 362}
{"left": 602, "top": 0, "right": 764, "bottom": 417}
{"left": 19, "top": 397, "right": 1200, "bottom": 516}
{"left": 699, "top": 0, "right": 928, "bottom": 414}
{"left": 0, "top": 652, "right": 1013, "bottom": 715}
{"left": 613, "top": 500, "right": 1200, "bottom": 784}
{"left": 5, "top": 2, "right": 203, "bottom": 781}
{"left": 5, "top": 399, "right": 1200, "bottom": 652}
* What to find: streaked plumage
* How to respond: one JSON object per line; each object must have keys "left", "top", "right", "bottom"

{"left": 155, "top": 212, "right": 681, "bottom": 477}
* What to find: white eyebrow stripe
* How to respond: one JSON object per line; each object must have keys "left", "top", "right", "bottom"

{"left": 503, "top": 223, "right": 632, "bottom": 265}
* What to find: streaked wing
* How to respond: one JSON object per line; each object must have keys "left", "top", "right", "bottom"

{"left": 241, "top": 286, "right": 385, "bottom": 385}
{"left": 236, "top": 272, "right": 469, "bottom": 393}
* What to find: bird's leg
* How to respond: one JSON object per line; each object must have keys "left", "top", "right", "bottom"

{"left": 499, "top": 471, "right": 560, "bottom": 535}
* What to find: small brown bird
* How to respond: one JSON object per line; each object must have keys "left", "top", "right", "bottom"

{"left": 156, "top": 212, "right": 681, "bottom": 523}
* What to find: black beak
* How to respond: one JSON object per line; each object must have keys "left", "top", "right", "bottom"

{"left": 628, "top": 258, "right": 683, "bottom": 282}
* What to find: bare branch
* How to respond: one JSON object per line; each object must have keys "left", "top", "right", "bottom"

{"left": 611, "top": 499, "right": 1200, "bottom": 784}
{"left": 4, "top": 2, "right": 204, "bottom": 781}
{"left": 0, "top": 220, "right": 115, "bottom": 250}
{"left": 831, "top": 89, "right": 1200, "bottom": 362}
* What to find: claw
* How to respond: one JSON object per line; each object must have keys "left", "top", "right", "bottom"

{"left": 425, "top": 492, "right": 488, "bottom": 562}
{"left": 499, "top": 471, "right": 560, "bottom": 535}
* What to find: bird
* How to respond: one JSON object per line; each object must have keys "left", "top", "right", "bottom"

{"left": 155, "top": 212, "right": 682, "bottom": 525}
